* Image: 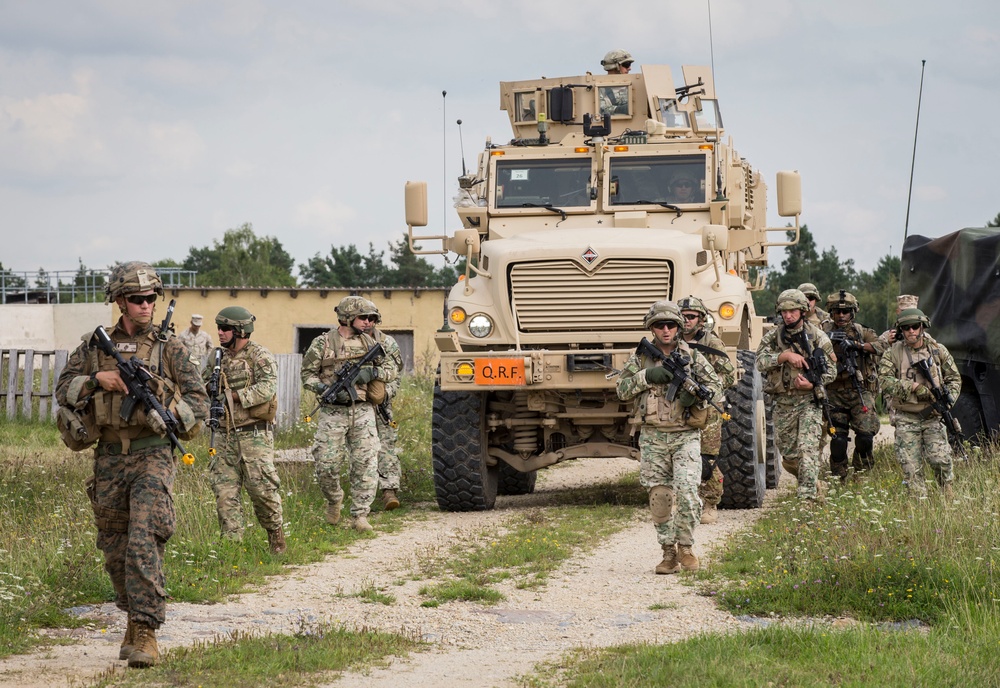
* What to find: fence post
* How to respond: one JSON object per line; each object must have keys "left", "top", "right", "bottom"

{"left": 275, "top": 354, "right": 302, "bottom": 431}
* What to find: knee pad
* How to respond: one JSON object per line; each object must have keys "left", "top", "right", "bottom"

{"left": 701, "top": 454, "right": 716, "bottom": 482}
{"left": 649, "top": 485, "right": 674, "bottom": 525}
{"left": 830, "top": 433, "right": 849, "bottom": 464}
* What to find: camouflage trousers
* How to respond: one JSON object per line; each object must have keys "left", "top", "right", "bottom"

{"left": 638, "top": 426, "right": 702, "bottom": 547}
{"left": 699, "top": 409, "right": 723, "bottom": 456}
{"left": 376, "top": 410, "right": 401, "bottom": 492}
{"left": 311, "top": 404, "right": 379, "bottom": 517}
{"left": 828, "top": 385, "right": 880, "bottom": 473}
{"left": 90, "top": 443, "right": 175, "bottom": 629}
{"left": 773, "top": 394, "right": 823, "bottom": 500}
{"left": 208, "top": 426, "right": 283, "bottom": 537}
{"left": 894, "top": 411, "right": 954, "bottom": 498}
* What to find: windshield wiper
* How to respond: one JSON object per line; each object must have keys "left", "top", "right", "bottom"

{"left": 629, "top": 200, "right": 683, "bottom": 218}
{"left": 520, "top": 203, "right": 567, "bottom": 221}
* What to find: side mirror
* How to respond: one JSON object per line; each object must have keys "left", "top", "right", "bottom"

{"left": 701, "top": 224, "right": 729, "bottom": 251}
{"left": 446, "top": 229, "right": 481, "bottom": 256}
{"left": 405, "top": 181, "right": 428, "bottom": 227}
{"left": 776, "top": 171, "right": 801, "bottom": 218}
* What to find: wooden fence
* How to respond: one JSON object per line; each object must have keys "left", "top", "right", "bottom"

{"left": 1, "top": 349, "right": 303, "bottom": 431}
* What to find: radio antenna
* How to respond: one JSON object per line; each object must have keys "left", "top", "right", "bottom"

{"left": 903, "top": 60, "right": 926, "bottom": 242}
{"left": 442, "top": 90, "right": 448, "bottom": 233}
{"left": 707, "top": 0, "right": 717, "bottom": 93}
{"left": 457, "top": 119, "right": 468, "bottom": 176}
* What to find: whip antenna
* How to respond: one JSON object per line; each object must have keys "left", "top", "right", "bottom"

{"left": 442, "top": 90, "right": 447, "bottom": 233}
{"left": 903, "top": 60, "right": 926, "bottom": 242}
{"left": 457, "top": 119, "right": 467, "bottom": 177}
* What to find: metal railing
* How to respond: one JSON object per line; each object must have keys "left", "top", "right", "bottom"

{"left": 0, "top": 268, "right": 198, "bottom": 304}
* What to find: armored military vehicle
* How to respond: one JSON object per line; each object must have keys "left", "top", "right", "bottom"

{"left": 900, "top": 227, "right": 1000, "bottom": 442}
{"left": 404, "top": 64, "right": 803, "bottom": 510}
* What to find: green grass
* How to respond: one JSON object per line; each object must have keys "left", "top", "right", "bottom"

{"left": 0, "top": 374, "right": 435, "bottom": 659}
{"left": 90, "top": 621, "right": 421, "bottom": 688}
{"left": 521, "top": 442, "right": 1000, "bottom": 687}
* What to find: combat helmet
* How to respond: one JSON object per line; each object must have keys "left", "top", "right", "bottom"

{"left": 362, "top": 298, "right": 382, "bottom": 325}
{"left": 676, "top": 295, "right": 708, "bottom": 318}
{"left": 336, "top": 296, "right": 375, "bottom": 325}
{"left": 105, "top": 261, "right": 163, "bottom": 304}
{"left": 643, "top": 300, "right": 684, "bottom": 329}
{"left": 775, "top": 289, "right": 809, "bottom": 313}
{"left": 797, "top": 283, "right": 821, "bottom": 301}
{"left": 826, "top": 290, "right": 859, "bottom": 312}
{"left": 895, "top": 308, "right": 930, "bottom": 330}
{"left": 215, "top": 306, "right": 255, "bottom": 337}
{"left": 601, "top": 49, "right": 634, "bottom": 72}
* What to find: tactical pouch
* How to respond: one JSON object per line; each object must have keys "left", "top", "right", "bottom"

{"left": 247, "top": 396, "right": 278, "bottom": 422}
{"left": 366, "top": 380, "right": 387, "bottom": 405}
{"left": 57, "top": 406, "right": 100, "bottom": 452}
{"left": 683, "top": 404, "right": 711, "bottom": 430}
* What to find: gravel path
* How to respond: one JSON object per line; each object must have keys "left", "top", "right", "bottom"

{"left": 3, "top": 437, "right": 885, "bottom": 688}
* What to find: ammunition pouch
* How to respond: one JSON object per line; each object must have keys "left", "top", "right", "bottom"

{"left": 366, "top": 379, "right": 387, "bottom": 406}
{"left": 247, "top": 396, "right": 278, "bottom": 422}
{"left": 85, "top": 475, "right": 129, "bottom": 533}
{"left": 683, "top": 403, "right": 711, "bottom": 430}
{"left": 57, "top": 405, "right": 100, "bottom": 452}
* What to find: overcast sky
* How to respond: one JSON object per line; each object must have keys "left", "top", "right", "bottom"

{"left": 1, "top": 1, "right": 997, "bottom": 281}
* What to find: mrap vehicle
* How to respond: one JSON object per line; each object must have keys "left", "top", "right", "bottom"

{"left": 404, "top": 64, "right": 802, "bottom": 511}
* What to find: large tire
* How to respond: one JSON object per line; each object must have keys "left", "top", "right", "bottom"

{"left": 497, "top": 462, "right": 538, "bottom": 495}
{"left": 718, "top": 349, "right": 766, "bottom": 509}
{"left": 432, "top": 386, "right": 498, "bottom": 511}
{"left": 764, "top": 395, "right": 782, "bottom": 489}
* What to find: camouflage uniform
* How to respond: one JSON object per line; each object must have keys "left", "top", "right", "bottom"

{"left": 757, "top": 317, "right": 836, "bottom": 500}
{"left": 178, "top": 326, "right": 212, "bottom": 369}
{"left": 56, "top": 311, "right": 207, "bottom": 632}
{"left": 822, "top": 308, "right": 885, "bottom": 477}
{"left": 205, "top": 339, "right": 283, "bottom": 538}
{"left": 371, "top": 328, "right": 403, "bottom": 494}
{"left": 684, "top": 328, "right": 735, "bottom": 512}
{"left": 301, "top": 328, "right": 385, "bottom": 519}
{"left": 617, "top": 339, "right": 722, "bottom": 550}
{"left": 878, "top": 317, "right": 960, "bottom": 498}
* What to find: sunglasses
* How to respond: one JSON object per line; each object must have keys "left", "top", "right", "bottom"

{"left": 900, "top": 323, "right": 922, "bottom": 332}
{"left": 682, "top": 313, "right": 700, "bottom": 321}
{"left": 651, "top": 321, "right": 679, "bottom": 330}
{"left": 831, "top": 309, "right": 852, "bottom": 315}
{"left": 356, "top": 314, "right": 377, "bottom": 322}
{"left": 217, "top": 325, "right": 235, "bottom": 333}
{"left": 674, "top": 182, "right": 693, "bottom": 188}
{"left": 125, "top": 294, "right": 158, "bottom": 305}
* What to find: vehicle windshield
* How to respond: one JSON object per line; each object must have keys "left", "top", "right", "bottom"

{"left": 608, "top": 155, "right": 707, "bottom": 206}
{"left": 494, "top": 159, "right": 592, "bottom": 208}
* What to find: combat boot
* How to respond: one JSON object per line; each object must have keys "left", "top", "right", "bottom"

{"left": 127, "top": 622, "right": 158, "bottom": 668}
{"left": 655, "top": 544, "right": 680, "bottom": 575}
{"left": 267, "top": 527, "right": 286, "bottom": 554}
{"left": 381, "top": 489, "right": 400, "bottom": 511}
{"left": 700, "top": 505, "right": 718, "bottom": 525}
{"left": 942, "top": 483, "right": 955, "bottom": 502}
{"left": 677, "top": 544, "right": 699, "bottom": 571}
{"left": 118, "top": 618, "right": 136, "bottom": 660}
{"left": 351, "top": 515, "right": 374, "bottom": 533}
{"left": 325, "top": 498, "right": 343, "bottom": 525}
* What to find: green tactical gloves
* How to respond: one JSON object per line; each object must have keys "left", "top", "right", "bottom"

{"left": 645, "top": 366, "right": 672, "bottom": 385}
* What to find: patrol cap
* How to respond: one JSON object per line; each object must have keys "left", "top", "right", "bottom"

{"left": 191, "top": 314, "right": 204, "bottom": 325}
{"left": 897, "top": 294, "right": 919, "bottom": 310}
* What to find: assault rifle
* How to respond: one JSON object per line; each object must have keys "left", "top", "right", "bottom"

{"left": 205, "top": 347, "right": 224, "bottom": 457}
{"left": 636, "top": 338, "right": 730, "bottom": 420}
{"left": 377, "top": 400, "right": 398, "bottom": 429}
{"left": 789, "top": 330, "right": 837, "bottom": 435}
{"left": 307, "top": 342, "right": 386, "bottom": 420}
{"left": 829, "top": 330, "right": 870, "bottom": 413}
{"left": 912, "top": 357, "right": 969, "bottom": 461}
{"left": 92, "top": 325, "right": 195, "bottom": 464}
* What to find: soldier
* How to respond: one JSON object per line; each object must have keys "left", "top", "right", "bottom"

{"left": 55, "top": 262, "right": 208, "bottom": 668}
{"left": 878, "top": 294, "right": 920, "bottom": 348}
{"left": 821, "top": 291, "right": 885, "bottom": 480}
{"left": 617, "top": 301, "right": 722, "bottom": 574}
{"left": 205, "top": 306, "right": 285, "bottom": 554}
{"left": 798, "top": 283, "right": 829, "bottom": 327}
{"left": 667, "top": 175, "right": 699, "bottom": 205}
{"left": 301, "top": 296, "right": 388, "bottom": 532}
{"left": 677, "top": 296, "right": 735, "bottom": 525}
{"left": 878, "top": 308, "right": 960, "bottom": 499}
{"left": 178, "top": 313, "right": 212, "bottom": 370}
{"left": 362, "top": 299, "right": 404, "bottom": 511}
{"left": 601, "top": 49, "right": 634, "bottom": 74}
{"left": 756, "top": 289, "right": 836, "bottom": 501}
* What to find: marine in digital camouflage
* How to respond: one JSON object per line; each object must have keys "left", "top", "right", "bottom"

{"left": 56, "top": 304, "right": 208, "bottom": 630}
{"left": 205, "top": 338, "right": 283, "bottom": 537}
{"left": 756, "top": 316, "right": 836, "bottom": 500}
{"left": 878, "top": 316, "right": 961, "bottom": 498}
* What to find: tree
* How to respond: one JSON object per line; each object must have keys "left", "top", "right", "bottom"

{"left": 183, "top": 223, "right": 296, "bottom": 288}
{"left": 298, "top": 243, "right": 388, "bottom": 288}
{"left": 988, "top": 212, "right": 1000, "bottom": 227}
{"left": 854, "top": 254, "right": 901, "bottom": 333}
{"left": 384, "top": 234, "right": 456, "bottom": 287}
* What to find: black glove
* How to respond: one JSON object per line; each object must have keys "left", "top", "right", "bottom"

{"left": 645, "top": 367, "right": 672, "bottom": 385}
{"left": 315, "top": 383, "right": 329, "bottom": 397}
{"left": 701, "top": 454, "right": 716, "bottom": 482}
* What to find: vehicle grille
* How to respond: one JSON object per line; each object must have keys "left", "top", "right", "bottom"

{"left": 509, "top": 259, "right": 673, "bottom": 331}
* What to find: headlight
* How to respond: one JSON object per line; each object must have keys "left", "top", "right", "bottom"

{"left": 718, "top": 302, "right": 736, "bottom": 320}
{"left": 450, "top": 307, "right": 467, "bottom": 325}
{"left": 468, "top": 314, "right": 493, "bottom": 338}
